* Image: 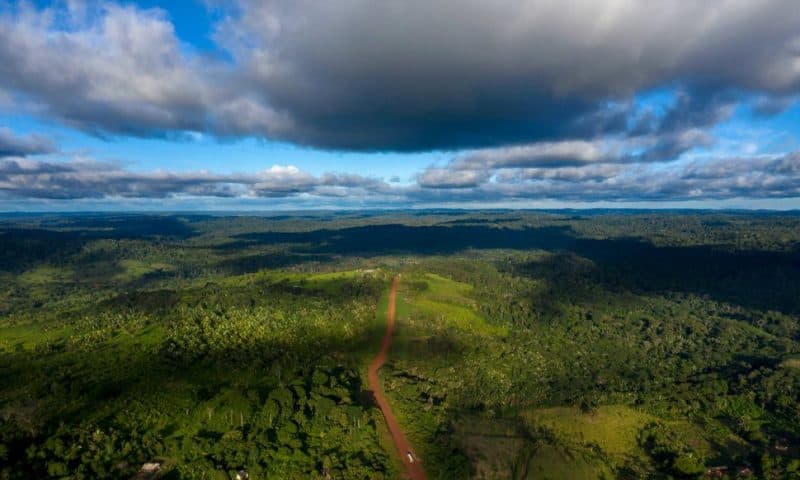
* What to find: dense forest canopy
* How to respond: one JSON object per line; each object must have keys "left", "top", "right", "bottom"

{"left": 1, "top": 210, "right": 800, "bottom": 479}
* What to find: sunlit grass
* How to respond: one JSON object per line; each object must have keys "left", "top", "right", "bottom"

{"left": 18, "top": 265, "right": 73, "bottom": 284}
{"left": 113, "top": 259, "right": 174, "bottom": 282}
{"left": 523, "top": 405, "right": 655, "bottom": 457}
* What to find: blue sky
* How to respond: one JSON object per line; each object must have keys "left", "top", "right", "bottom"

{"left": 2, "top": 1, "right": 800, "bottom": 210}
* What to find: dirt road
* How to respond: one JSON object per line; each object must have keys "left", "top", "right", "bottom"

{"left": 368, "top": 276, "right": 427, "bottom": 480}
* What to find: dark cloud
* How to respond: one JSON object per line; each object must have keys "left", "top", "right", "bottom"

{"left": 751, "top": 95, "right": 798, "bottom": 117}
{"left": 211, "top": 0, "right": 800, "bottom": 150}
{"left": 652, "top": 90, "right": 738, "bottom": 135}
{"left": 632, "top": 129, "right": 714, "bottom": 164}
{"left": 455, "top": 141, "right": 607, "bottom": 170}
{"left": 0, "top": 128, "right": 56, "bottom": 157}
{"left": 2, "top": 2, "right": 800, "bottom": 151}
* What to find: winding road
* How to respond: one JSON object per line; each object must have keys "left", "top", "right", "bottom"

{"left": 368, "top": 276, "right": 427, "bottom": 480}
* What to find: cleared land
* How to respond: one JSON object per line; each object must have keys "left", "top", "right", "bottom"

{"left": 368, "top": 276, "right": 427, "bottom": 480}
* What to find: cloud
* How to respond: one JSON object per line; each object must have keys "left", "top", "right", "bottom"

{"left": 751, "top": 94, "right": 798, "bottom": 116}
{"left": 2, "top": 151, "right": 800, "bottom": 205}
{"left": 250, "top": 165, "right": 316, "bottom": 197}
{"left": 456, "top": 141, "right": 607, "bottom": 170}
{"left": 496, "top": 164, "right": 625, "bottom": 183}
{"left": 210, "top": 0, "right": 800, "bottom": 150}
{"left": 633, "top": 129, "right": 715, "bottom": 163}
{"left": 417, "top": 168, "right": 491, "bottom": 189}
{"left": 0, "top": 157, "right": 388, "bottom": 200}
{"left": 409, "top": 152, "right": 800, "bottom": 203}
{"left": 0, "top": 128, "right": 56, "bottom": 157}
{"left": 2, "top": 1, "right": 800, "bottom": 151}
{"left": 417, "top": 128, "right": 714, "bottom": 189}
{"left": 0, "top": 3, "right": 213, "bottom": 137}
{"left": 650, "top": 90, "right": 738, "bottom": 135}
{"left": 0, "top": 2, "right": 289, "bottom": 142}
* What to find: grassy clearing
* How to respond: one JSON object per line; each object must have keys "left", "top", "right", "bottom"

{"left": 526, "top": 444, "right": 613, "bottom": 480}
{"left": 0, "top": 322, "right": 74, "bottom": 351}
{"left": 781, "top": 357, "right": 800, "bottom": 369}
{"left": 401, "top": 272, "right": 506, "bottom": 336}
{"left": 523, "top": 405, "right": 654, "bottom": 457}
{"left": 18, "top": 265, "right": 73, "bottom": 284}
{"left": 113, "top": 259, "right": 174, "bottom": 282}
{"left": 215, "top": 268, "right": 388, "bottom": 294}
{"left": 522, "top": 405, "right": 723, "bottom": 473}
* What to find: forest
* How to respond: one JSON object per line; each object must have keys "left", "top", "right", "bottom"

{"left": 1, "top": 210, "right": 800, "bottom": 479}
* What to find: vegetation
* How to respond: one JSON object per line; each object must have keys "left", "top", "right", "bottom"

{"left": 1, "top": 210, "right": 800, "bottom": 478}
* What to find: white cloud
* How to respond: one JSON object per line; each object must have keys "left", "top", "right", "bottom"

{"left": 0, "top": 158, "right": 388, "bottom": 199}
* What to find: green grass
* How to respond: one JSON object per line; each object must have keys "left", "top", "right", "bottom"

{"left": 401, "top": 272, "right": 506, "bottom": 336}
{"left": 0, "top": 322, "right": 74, "bottom": 351}
{"left": 215, "top": 268, "right": 388, "bottom": 295}
{"left": 523, "top": 405, "right": 655, "bottom": 457}
{"left": 379, "top": 272, "right": 512, "bottom": 479}
{"left": 18, "top": 265, "right": 73, "bottom": 284}
{"left": 113, "top": 259, "right": 174, "bottom": 282}
{"left": 781, "top": 357, "right": 800, "bottom": 369}
{"left": 523, "top": 405, "right": 721, "bottom": 469}
{"left": 526, "top": 444, "right": 613, "bottom": 480}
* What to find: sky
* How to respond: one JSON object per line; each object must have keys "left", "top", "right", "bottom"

{"left": 2, "top": 1, "right": 800, "bottom": 211}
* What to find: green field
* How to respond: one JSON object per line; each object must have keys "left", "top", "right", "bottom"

{"left": 524, "top": 405, "right": 656, "bottom": 457}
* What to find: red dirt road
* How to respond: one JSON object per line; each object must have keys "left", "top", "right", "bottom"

{"left": 368, "top": 276, "right": 427, "bottom": 480}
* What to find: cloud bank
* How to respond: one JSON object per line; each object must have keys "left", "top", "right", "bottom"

{"left": 2, "top": 152, "right": 799, "bottom": 205}
{"left": 0, "top": 158, "right": 389, "bottom": 200}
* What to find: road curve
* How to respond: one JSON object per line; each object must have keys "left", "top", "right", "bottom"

{"left": 368, "top": 276, "right": 427, "bottom": 480}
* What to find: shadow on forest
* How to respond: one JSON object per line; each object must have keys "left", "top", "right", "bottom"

{"left": 216, "top": 252, "right": 337, "bottom": 274}
{"left": 0, "top": 281, "right": 474, "bottom": 433}
{"left": 2, "top": 215, "right": 799, "bottom": 314}
{"left": 0, "top": 215, "right": 199, "bottom": 271}
{"left": 221, "top": 223, "right": 800, "bottom": 315}
{"left": 0, "top": 319, "right": 395, "bottom": 476}
{"left": 219, "top": 224, "right": 577, "bottom": 254}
